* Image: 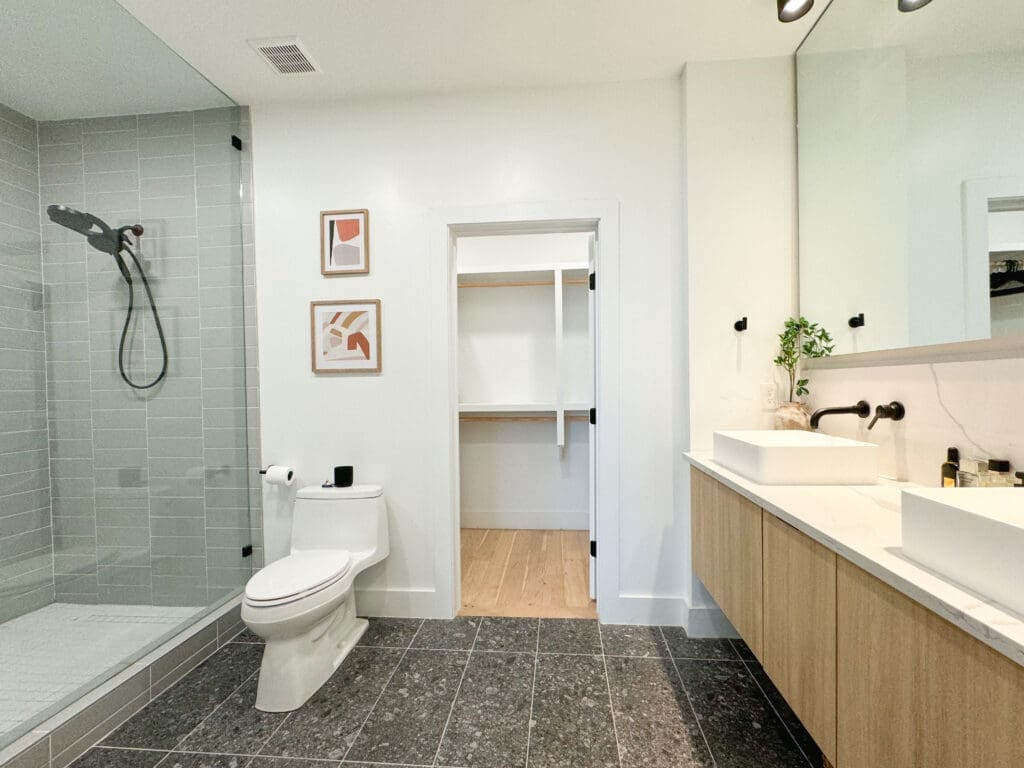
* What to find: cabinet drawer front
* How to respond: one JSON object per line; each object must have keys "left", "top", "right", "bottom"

{"left": 691, "top": 467, "right": 763, "bottom": 658}
{"left": 837, "top": 559, "right": 1024, "bottom": 768}
{"left": 762, "top": 512, "right": 837, "bottom": 764}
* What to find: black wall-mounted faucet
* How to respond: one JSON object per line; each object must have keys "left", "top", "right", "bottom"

{"left": 867, "top": 401, "right": 906, "bottom": 430}
{"left": 810, "top": 401, "right": 871, "bottom": 430}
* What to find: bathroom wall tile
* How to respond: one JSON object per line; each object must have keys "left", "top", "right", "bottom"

{"left": 528, "top": 653, "right": 619, "bottom": 768}
{"left": 259, "top": 646, "right": 403, "bottom": 760}
{"left": 38, "top": 120, "right": 83, "bottom": 145}
{"left": 345, "top": 649, "right": 469, "bottom": 765}
{"left": 137, "top": 112, "right": 194, "bottom": 139}
{"left": 436, "top": 651, "right": 534, "bottom": 768}
{"left": 0, "top": 738, "right": 50, "bottom": 768}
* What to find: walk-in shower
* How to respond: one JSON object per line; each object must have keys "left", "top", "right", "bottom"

{"left": 46, "top": 205, "right": 168, "bottom": 389}
{"left": 0, "top": 0, "right": 259, "bottom": 757}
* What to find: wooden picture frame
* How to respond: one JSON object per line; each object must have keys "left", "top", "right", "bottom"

{"left": 320, "top": 209, "right": 370, "bottom": 276}
{"left": 310, "top": 299, "right": 382, "bottom": 374}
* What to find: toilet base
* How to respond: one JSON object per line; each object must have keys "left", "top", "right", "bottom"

{"left": 253, "top": 591, "right": 368, "bottom": 712}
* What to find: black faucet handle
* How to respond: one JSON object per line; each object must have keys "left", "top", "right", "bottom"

{"left": 868, "top": 401, "right": 906, "bottom": 430}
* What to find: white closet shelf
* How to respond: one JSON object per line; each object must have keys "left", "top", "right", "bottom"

{"left": 458, "top": 402, "right": 590, "bottom": 413}
{"left": 457, "top": 261, "right": 589, "bottom": 276}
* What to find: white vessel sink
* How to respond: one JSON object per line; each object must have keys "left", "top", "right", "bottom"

{"left": 902, "top": 489, "right": 1024, "bottom": 616}
{"left": 712, "top": 430, "right": 879, "bottom": 485}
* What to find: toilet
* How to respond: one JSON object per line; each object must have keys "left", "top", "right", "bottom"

{"left": 241, "top": 483, "right": 388, "bottom": 712}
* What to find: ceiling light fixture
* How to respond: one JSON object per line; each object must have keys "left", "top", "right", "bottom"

{"left": 778, "top": 0, "right": 814, "bottom": 22}
{"left": 898, "top": 0, "right": 934, "bottom": 11}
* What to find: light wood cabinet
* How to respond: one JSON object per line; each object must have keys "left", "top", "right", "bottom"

{"left": 691, "top": 467, "right": 763, "bottom": 658}
{"left": 837, "top": 558, "right": 1024, "bottom": 768}
{"left": 762, "top": 512, "right": 837, "bottom": 765}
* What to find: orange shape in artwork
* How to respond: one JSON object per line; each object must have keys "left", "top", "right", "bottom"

{"left": 335, "top": 218, "right": 361, "bottom": 242}
{"left": 348, "top": 331, "right": 370, "bottom": 359}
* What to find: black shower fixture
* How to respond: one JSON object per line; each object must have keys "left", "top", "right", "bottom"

{"left": 778, "top": 0, "right": 813, "bottom": 22}
{"left": 898, "top": 0, "right": 934, "bottom": 11}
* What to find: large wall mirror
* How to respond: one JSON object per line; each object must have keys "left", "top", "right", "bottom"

{"left": 797, "top": 0, "right": 1024, "bottom": 357}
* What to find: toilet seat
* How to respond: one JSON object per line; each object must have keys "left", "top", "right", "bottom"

{"left": 245, "top": 549, "right": 352, "bottom": 606}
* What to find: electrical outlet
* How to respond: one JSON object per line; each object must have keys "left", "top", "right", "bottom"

{"left": 762, "top": 381, "right": 779, "bottom": 410}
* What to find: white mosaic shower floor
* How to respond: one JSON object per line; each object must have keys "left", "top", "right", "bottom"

{"left": 0, "top": 603, "right": 202, "bottom": 740}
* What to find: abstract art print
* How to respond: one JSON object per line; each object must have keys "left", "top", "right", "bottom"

{"left": 310, "top": 299, "right": 382, "bottom": 373}
{"left": 320, "top": 209, "right": 369, "bottom": 275}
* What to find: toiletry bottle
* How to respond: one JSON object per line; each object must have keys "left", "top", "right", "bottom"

{"left": 979, "top": 459, "right": 1014, "bottom": 488}
{"left": 1016, "top": 472, "right": 1024, "bottom": 488}
{"left": 941, "top": 447, "right": 959, "bottom": 488}
{"left": 957, "top": 457, "right": 985, "bottom": 488}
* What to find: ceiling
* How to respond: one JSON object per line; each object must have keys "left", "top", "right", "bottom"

{"left": 114, "top": 0, "right": 826, "bottom": 105}
{"left": 0, "top": 0, "right": 231, "bottom": 121}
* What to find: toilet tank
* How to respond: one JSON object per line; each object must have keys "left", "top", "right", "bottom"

{"left": 290, "top": 484, "right": 387, "bottom": 557}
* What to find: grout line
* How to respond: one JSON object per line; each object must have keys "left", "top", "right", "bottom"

{"left": 522, "top": 618, "right": 541, "bottom": 768}
{"left": 165, "top": 666, "right": 261, "bottom": 753}
{"left": 740, "top": 656, "right": 817, "bottom": 768}
{"left": 340, "top": 618, "right": 425, "bottom": 763}
{"left": 596, "top": 622, "right": 624, "bottom": 768}
{"left": 431, "top": 619, "right": 483, "bottom": 766}
{"left": 659, "top": 626, "right": 718, "bottom": 768}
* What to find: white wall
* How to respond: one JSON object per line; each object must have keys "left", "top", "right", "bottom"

{"left": 809, "top": 358, "right": 1024, "bottom": 486}
{"left": 681, "top": 57, "right": 799, "bottom": 630}
{"left": 251, "top": 80, "right": 686, "bottom": 621}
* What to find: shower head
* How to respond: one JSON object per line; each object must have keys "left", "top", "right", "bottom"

{"left": 47, "top": 204, "right": 121, "bottom": 255}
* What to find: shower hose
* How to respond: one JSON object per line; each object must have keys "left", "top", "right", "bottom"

{"left": 119, "top": 242, "right": 169, "bottom": 389}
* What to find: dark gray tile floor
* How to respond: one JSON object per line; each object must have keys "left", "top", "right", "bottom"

{"left": 73, "top": 619, "right": 821, "bottom": 768}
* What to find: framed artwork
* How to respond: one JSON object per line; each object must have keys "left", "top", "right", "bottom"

{"left": 310, "top": 299, "right": 382, "bottom": 374}
{"left": 320, "top": 209, "right": 369, "bottom": 275}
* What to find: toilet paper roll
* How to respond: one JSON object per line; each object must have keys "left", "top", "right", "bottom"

{"left": 263, "top": 465, "right": 294, "bottom": 486}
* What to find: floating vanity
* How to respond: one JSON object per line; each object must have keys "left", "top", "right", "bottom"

{"left": 686, "top": 449, "right": 1024, "bottom": 768}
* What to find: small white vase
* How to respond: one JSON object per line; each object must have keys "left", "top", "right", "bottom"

{"left": 775, "top": 402, "right": 810, "bottom": 431}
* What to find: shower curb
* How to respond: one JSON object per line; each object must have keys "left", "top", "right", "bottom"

{"left": 0, "top": 596, "right": 245, "bottom": 768}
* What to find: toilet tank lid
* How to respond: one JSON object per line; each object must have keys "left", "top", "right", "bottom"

{"left": 296, "top": 484, "right": 383, "bottom": 500}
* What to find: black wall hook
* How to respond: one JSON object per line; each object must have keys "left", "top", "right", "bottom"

{"left": 734, "top": 317, "right": 748, "bottom": 332}
{"left": 848, "top": 313, "right": 865, "bottom": 328}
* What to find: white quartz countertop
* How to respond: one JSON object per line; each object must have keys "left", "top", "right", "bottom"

{"left": 685, "top": 451, "right": 1024, "bottom": 668}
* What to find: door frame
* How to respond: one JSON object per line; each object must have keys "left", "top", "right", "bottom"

{"left": 428, "top": 200, "right": 621, "bottom": 619}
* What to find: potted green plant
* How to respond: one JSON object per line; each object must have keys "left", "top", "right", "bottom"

{"left": 773, "top": 317, "right": 834, "bottom": 430}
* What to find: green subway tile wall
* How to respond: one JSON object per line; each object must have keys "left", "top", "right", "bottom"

{"left": 0, "top": 102, "right": 54, "bottom": 623}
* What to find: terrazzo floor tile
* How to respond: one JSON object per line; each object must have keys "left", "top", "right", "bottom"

{"left": 730, "top": 639, "right": 757, "bottom": 662}
{"left": 538, "top": 618, "right": 602, "bottom": 655}
{"left": 158, "top": 754, "right": 245, "bottom": 768}
{"left": 345, "top": 649, "right": 470, "bottom": 765}
{"left": 676, "top": 659, "right": 812, "bottom": 768}
{"left": 527, "top": 653, "right": 619, "bottom": 768}
{"left": 248, "top": 759, "right": 340, "bottom": 767}
{"left": 600, "top": 624, "right": 668, "bottom": 658}
{"left": 474, "top": 617, "right": 538, "bottom": 653}
{"left": 103, "top": 643, "right": 263, "bottom": 750}
{"left": 436, "top": 651, "right": 534, "bottom": 767}
{"left": 259, "top": 646, "right": 404, "bottom": 760}
{"left": 228, "top": 629, "right": 264, "bottom": 644}
{"left": 747, "top": 664, "right": 822, "bottom": 765}
{"left": 176, "top": 675, "right": 287, "bottom": 755}
{"left": 606, "top": 656, "right": 713, "bottom": 768}
{"left": 357, "top": 618, "right": 422, "bottom": 649}
{"left": 68, "top": 747, "right": 167, "bottom": 767}
{"left": 410, "top": 617, "right": 480, "bottom": 650}
{"left": 660, "top": 627, "right": 742, "bottom": 661}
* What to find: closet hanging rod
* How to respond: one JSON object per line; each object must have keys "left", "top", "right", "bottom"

{"left": 458, "top": 278, "right": 590, "bottom": 289}
{"left": 459, "top": 414, "right": 590, "bottom": 423}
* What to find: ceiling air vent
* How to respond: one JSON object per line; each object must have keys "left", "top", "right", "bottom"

{"left": 248, "top": 37, "right": 319, "bottom": 75}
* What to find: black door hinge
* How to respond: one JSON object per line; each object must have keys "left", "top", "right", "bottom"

{"left": 231, "top": 135, "right": 243, "bottom": 151}
{"left": 589, "top": 272, "right": 596, "bottom": 291}
{"left": 590, "top": 540, "right": 597, "bottom": 558}
{"left": 589, "top": 407, "right": 596, "bottom": 425}
{"left": 241, "top": 544, "right": 253, "bottom": 558}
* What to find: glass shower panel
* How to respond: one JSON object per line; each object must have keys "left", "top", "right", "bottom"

{"left": 0, "top": 0, "right": 256, "bottom": 750}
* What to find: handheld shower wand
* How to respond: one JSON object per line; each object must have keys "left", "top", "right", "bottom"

{"left": 46, "top": 205, "right": 168, "bottom": 390}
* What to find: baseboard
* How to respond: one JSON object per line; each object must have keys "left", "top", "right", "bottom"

{"left": 354, "top": 587, "right": 445, "bottom": 619}
{"left": 599, "top": 593, "right": 736, "bottom": 637}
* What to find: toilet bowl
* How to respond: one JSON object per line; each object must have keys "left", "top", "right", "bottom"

{"left": 242, "top": 484, "right": 388, "bottom": 712}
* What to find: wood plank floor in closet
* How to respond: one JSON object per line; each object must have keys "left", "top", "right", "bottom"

{"left": 459, "top": 528, "right": 597, "bottom": 619}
